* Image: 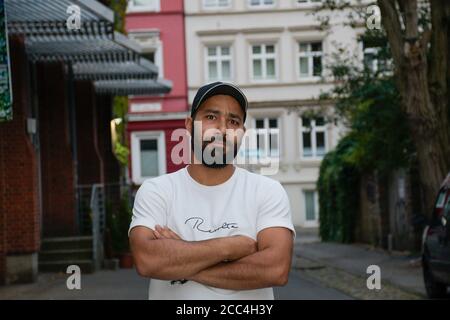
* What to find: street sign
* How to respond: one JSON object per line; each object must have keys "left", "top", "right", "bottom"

{"left": 0, "top": 0, "right": 12, "bottom": 122}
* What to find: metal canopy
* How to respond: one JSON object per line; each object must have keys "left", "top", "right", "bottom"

{"left": 94, "top": 79, "right": 173, "bottom": 96}
{"left": 24, "top": 31, "right": 152, "bottom": 68}
{"left": 4, "top": 0, "right": 171, "bottom": 95}
{"left": 73, "top": 59, "right": 158, "bottom": 81}
{"left": 6, "top": 0, "right": 114, "bottom": 36}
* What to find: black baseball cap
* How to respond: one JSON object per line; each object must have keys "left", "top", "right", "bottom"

{"left": 191, "top": 82, "right": 248, "bottom": 122}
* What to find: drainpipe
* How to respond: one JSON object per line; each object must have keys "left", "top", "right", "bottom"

{"left": 66, "top": 62, "right": 80, "bottom": 234}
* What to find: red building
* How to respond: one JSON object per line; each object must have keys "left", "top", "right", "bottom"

{"left": 126, "top": 0, "right": 189, "bottom": 185}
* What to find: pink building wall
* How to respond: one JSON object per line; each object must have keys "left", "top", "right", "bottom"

{"left": 126, "top": 0, "right": 189, "bottom": 181}
{"left": 126, "top": 0, "right": 188, "bottom": 113}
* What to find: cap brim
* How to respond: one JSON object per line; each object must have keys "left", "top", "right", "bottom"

{"left": 193, "top": 83, "right": 248, "bottom": 120}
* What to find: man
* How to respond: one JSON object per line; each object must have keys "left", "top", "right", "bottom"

{"left": 129, "top": 82, "right": 295, "bottom": 300}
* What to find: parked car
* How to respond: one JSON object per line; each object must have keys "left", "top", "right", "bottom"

{"left": 422, "top": 173, "right": 450, "bottom": 298}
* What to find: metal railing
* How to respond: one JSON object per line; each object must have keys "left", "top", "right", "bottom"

{"left": 76, "top": 183, "right": 105, "bottom": 270}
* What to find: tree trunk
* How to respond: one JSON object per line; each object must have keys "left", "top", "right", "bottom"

{"left": 378, "top": 0, "right": 450, "bottom": 217}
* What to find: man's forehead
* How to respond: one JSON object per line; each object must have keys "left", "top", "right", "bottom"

{"left": 197, "top": 95, "right": 244, "bottom": 118}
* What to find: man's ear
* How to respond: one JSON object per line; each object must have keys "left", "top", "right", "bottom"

{"left": 185, "top": 117, "right": 193, "bottom": 135}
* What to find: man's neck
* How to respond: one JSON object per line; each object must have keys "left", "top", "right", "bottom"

{"left": 187, "top": 163, "right": 236, "bottom": 186}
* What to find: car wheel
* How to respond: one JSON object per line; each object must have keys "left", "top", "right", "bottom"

{"left": 423, "top": 258, "right": 447, "bottom": 299}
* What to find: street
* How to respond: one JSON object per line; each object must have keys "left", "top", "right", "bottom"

{"left": 0, "top": 266, "right": 353, "bottom": 300}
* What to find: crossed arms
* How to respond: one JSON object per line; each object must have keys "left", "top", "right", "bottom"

{"left": 129, "top": 225, "right": 294, "bottom": 290}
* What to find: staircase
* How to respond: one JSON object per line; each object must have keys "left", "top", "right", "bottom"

{"left": 39, "top": 236, "right": 96, "bottom": 273}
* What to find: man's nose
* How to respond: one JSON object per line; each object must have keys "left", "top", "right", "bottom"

{"left": 217, "top": 117, "right": 227, "bottom": 135}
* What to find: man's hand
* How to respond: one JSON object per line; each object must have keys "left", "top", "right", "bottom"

{"left": 154, "top": 225, "right": 182, "bottom": 240}
{"left": 226, "top": 235, "right": 258, "bottom": 261}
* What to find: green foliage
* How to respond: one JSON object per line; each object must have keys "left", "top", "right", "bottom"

{"left": 318, "top": 136, "right": 359, "bottom": 242}
{"left": 106, "top": 191, "right": 133, "bottom": 254}
{"left": 317, "top": 28, "right": 415, "bottom": 242}
{"left": 100, "top": 0, "right": 128, "bottom": 33}
{"left": 114, "top": 141, "right": 130, "bottom": 166}
{"left": 112, "top": 96, "right": 130, "bottom": 166}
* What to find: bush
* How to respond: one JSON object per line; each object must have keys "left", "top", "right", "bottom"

{"left": 106, "top": 191, "right": 133, "bottom": 254}
{"left": 318, "top": 136, "right": 360, "bottom": 242}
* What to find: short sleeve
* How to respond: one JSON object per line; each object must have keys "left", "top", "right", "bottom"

{"left": 256, "top": 180, "right": 296, "bottom": 240}
{"left": 128, "top": 178, "right": 170, "bottom": 236}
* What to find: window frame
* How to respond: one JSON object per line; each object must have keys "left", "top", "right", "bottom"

{"left": 300, "top": 116, "right": 328, "bottom": 160}
{"left": 296, "top": 0, "right": 322, "bottom": 7}
{"left": 131, "top": 131, "right": 166, "bottom": 184}
{"left": 203, "top": 0, "right": 232, "bottom": 10}
{"left": 303, "top": 190, "right": 319, "bottom": 226}
{"left": 251, "top": 116, "right": 280, "bottom": 160}
{"left": 204, "top": 44, "right": 233, "bottom": 82}
{"left": 250, "top": 43, "right": 278, "bottom": 82}
{"left": 127, "top": 0, "right": 161, "bottom": 13}
{"left": 297, "top": 41, "right": 323, "bottom": 80}
{"left": 128, "top": 31, "right": 164, "bottom": 78}
{"left": 248, "top": 0, "right": 276, "bottom": 9}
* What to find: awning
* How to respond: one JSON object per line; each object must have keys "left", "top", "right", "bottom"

{"left": 5, "top": 0, "right": 171, "bottom": 95}
{"left": 6, "top": 0, "right": 114, "bottom": 37}
{"left": 94, "top": 79, "right": 173, "bottom": 96}
{"left": 73, "top": 59, "right": 158, "bottom": 81}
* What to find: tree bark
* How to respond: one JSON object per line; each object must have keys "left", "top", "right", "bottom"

{"left": 378, "top": 0, "right": 450, "bottom": 217}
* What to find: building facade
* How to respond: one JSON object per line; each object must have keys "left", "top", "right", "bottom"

{"left": 184, "top": 0, "right": 362, "bottom": 227}
{"left": 0, "top": 0, "right": 169, "bottom": 284}
{"left": 126, "top": 0, "right": 189, "bottom": 186}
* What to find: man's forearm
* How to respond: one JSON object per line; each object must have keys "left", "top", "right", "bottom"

{"left": 188, "top": 248, "right": 289, "bottom": 290}
{"left": 133, "top": 237, "right": 233, "bottom": 280}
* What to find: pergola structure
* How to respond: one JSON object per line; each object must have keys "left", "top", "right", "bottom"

{"left": 5, "top": 0, "right": 172, "bottom": 95}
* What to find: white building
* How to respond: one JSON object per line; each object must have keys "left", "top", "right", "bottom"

{"left": 184, "top": 0, "right": 367, "bottom": 227}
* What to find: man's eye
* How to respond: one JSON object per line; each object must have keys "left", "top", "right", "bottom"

{"left": 206, "top": 115, "right": 216, "bottom": 120}
{"left": 230, "top": 120, "right": 240, "bottom": 126}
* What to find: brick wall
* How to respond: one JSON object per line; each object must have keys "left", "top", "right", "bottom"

{"left": 0, "top": 36, "right": 40, "bottom": 261}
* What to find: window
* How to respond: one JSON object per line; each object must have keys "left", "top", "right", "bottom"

{"left": 127, "top": 0, "right": 160, "bottom": 12}
{"left": 206, "top": 45, "right": 232, "bottom": 81}
{"left": 131, "top": 131, "right": 166, "bottom": 184}
{"left": 362, "top": 43, "right": 390, "bottom": 73}
{"left": 298, "top": 42, "right": 323, "bottom": 78}
{"left": 304, "top": 191, "right": 318, "bottom": 222}
{"left": 203, "top": 0, "right": 231, "bottom": 9}
{"left": 301, "top": 116, "right": 327, "bottom": 158}
{"left": 297, "top": 0, "right": 321, "bottom": 4}
{"left": 249, "top": 0, "right": 275, "bottom": 8}
{"left": 129, "top": 31, "right": 164, "bottom": 78}
{"left": 251, "top": 44, "right": 277, "bottom": 81}
{"left": 253, "top": 117, "right": 279, "bottom": 159}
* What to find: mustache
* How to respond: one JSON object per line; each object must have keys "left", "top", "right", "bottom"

{"left": 202, "top": 135, "right": 235, "bottom": 147}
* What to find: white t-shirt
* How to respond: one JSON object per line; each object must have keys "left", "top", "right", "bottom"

{"left": 129, "top": 166, "right": 296, "bottom": 300}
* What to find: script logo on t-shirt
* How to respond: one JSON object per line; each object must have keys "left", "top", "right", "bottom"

{"left": 185, "top": 216, "right": 238, "bottom": 233}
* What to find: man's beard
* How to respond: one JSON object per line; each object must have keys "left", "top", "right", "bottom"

{"left": 191, "top": 126, "right": 239, "bottom": 169}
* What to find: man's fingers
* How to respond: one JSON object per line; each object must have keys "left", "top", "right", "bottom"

{"left": 154, "top": 225, "right": 182, "bottom": 240}
{"left": 154, "top": 229, "right": 162, "bottom": 239}
{"left": 168, "top": 229, "right": 182, "bottom": 240}
{"left": 162, "top": 226, "right": 179, "bottom": 240}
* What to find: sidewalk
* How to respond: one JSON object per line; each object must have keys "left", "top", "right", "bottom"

{"left": 0, "top": 269, "right": 148, "bottom": 300}
{"left": 294, "top": 227, "right": 426, "bottom": 297}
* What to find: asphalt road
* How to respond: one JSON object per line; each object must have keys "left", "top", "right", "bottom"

{"left": 0, "top": 268, "right": 352, "bottom": 300}
{"left": 274, "top": 269, "right": 353, "bottom": 300}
